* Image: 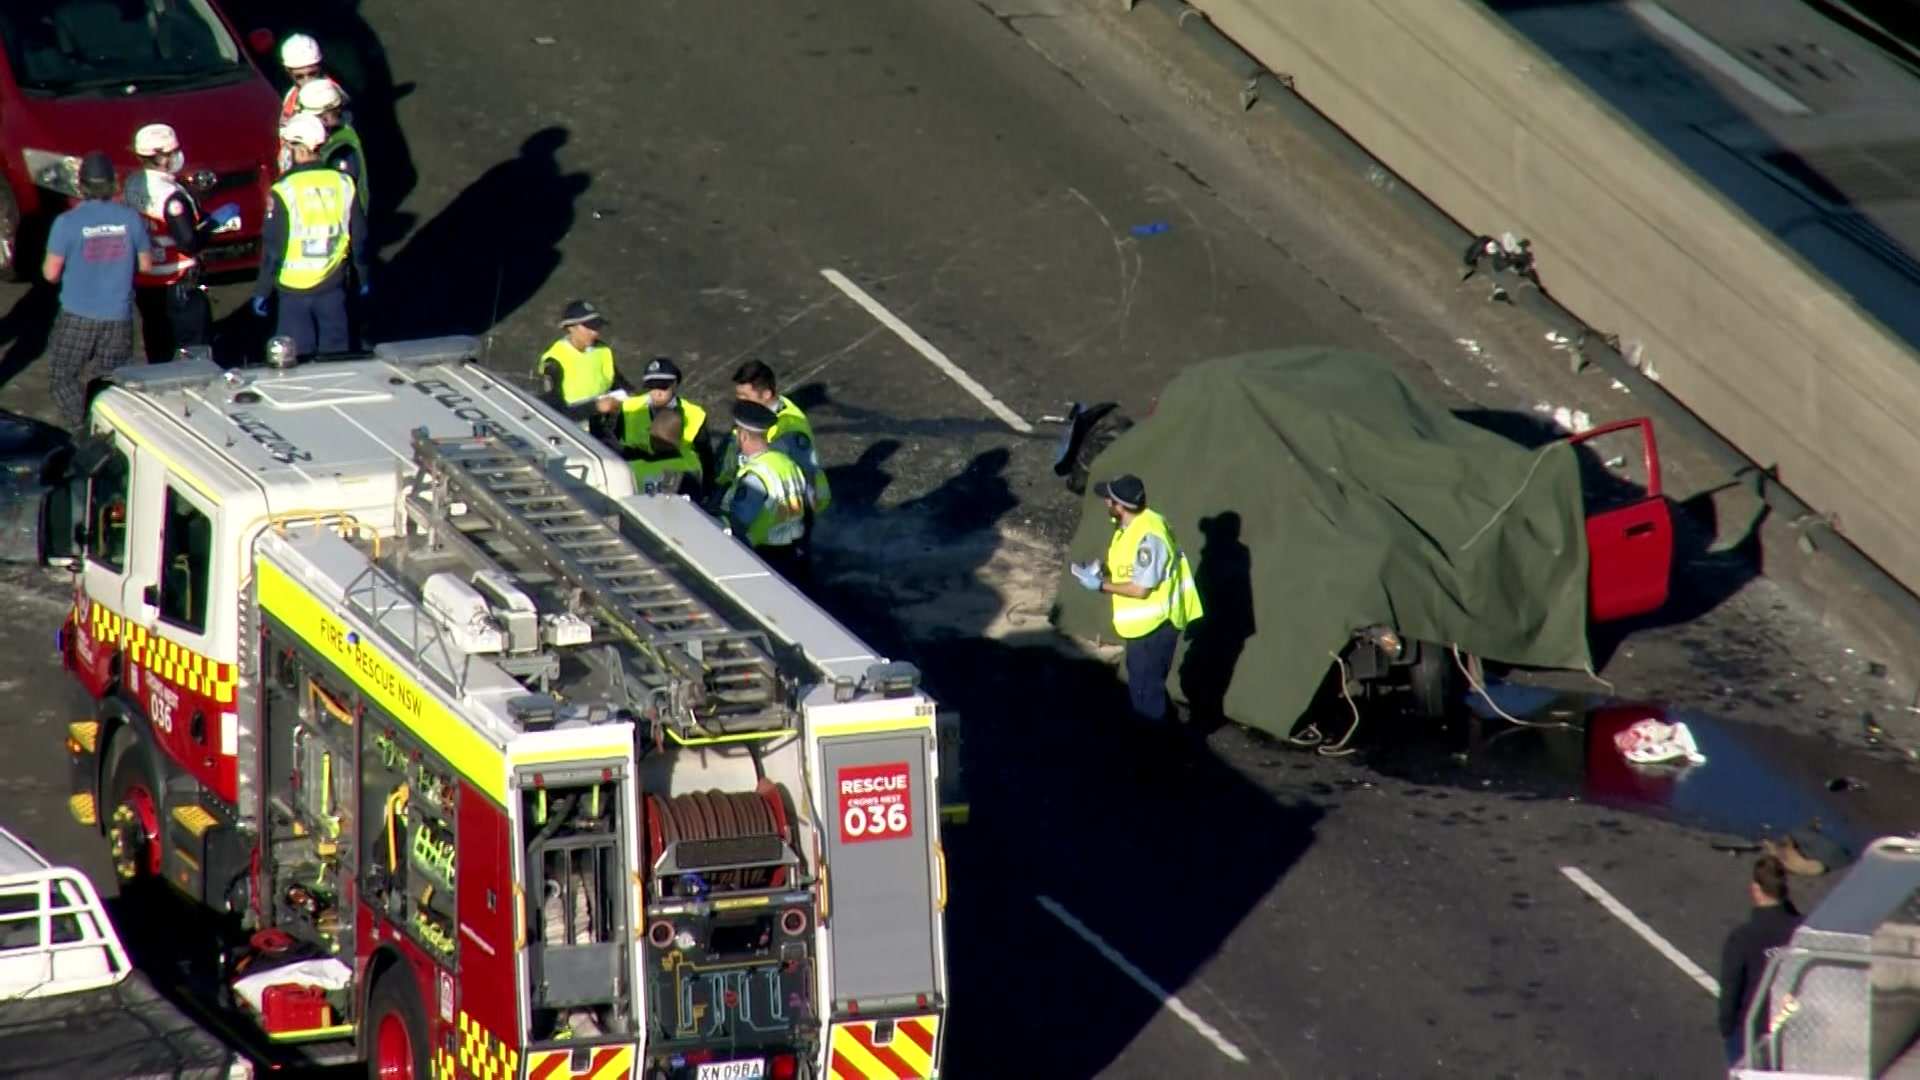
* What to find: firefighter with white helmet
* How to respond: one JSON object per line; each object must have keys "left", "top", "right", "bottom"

{"left": 296, "top": 77, "right": 368, "bottom": 211}
{"left": 275, "top": 33, "right": 349, "bottom": 171}
{"left": 120, "top": 123, "right": 240, "bottom": 355}
{"left": 276, "top": 33, "right": 329, "bottom": 121}
{"left": 251, "top": 113, "right": 369, "bottom": 357}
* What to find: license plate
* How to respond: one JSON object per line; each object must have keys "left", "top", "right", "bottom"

{"left": 696, "top": 1061, "right": 766, "bottom": 1080}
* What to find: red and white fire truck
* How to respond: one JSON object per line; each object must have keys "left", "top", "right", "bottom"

{"left": 42, "top": 337, "right": 952, "bottom": 1080}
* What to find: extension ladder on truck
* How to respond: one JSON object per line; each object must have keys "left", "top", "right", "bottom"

{"left": 404, "top": 428, "right": 784, "bottom": 721}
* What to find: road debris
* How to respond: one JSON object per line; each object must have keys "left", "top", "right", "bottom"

{"left": 1614, "top": 717, "right": 1706, "bottom": 766}
{"left": 1532, "top": 401, "right": 1593, "bottom": 434}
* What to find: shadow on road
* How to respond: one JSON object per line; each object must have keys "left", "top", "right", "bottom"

{"left": 1180, "top": 510, "right": 1254, "bottom": 732}
{"left": 814, "top": 445, "right": 1316, "bottom": 1076}
{"left": 825, "top": 438, "right": 900, "bottom": 512}
{"left": 0, "top": 286, "right": 57, "bottom": 393}
{"left": 373, "top": 127, "right": 589, "bottom": 342}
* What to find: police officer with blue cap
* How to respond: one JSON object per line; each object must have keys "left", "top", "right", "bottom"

{"left": 1071, "top": 473, "right": 1204, "bottom": 731}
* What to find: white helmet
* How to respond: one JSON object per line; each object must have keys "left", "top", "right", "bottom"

{"left": 133, "top": 123, "right": 179, "bottom": 158}
{"left": 296, "top": 77, "right": 346, "bottom": 114}
{"left": 279, "top": 33, "right": 322, "bottom": 70}
{"left": 280, "top": 113, "right": 328, "bottom": 151}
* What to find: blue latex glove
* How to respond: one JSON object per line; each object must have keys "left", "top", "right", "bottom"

{"left": 358, "top": 281, "right": 371, "bottom": 299}
{"left": 249, "top": 295, "right": 268, "bottom": 317}
{"left": 1070, "top": 562, "right": 1102, "bottom": 591}
{"left": 208, "top": 203, "right": 240, "bottom": 228}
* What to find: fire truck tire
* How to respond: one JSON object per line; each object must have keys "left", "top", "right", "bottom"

{"left": 104, "top": 732, "right": 162, "bottom": 887}
{"left": 366, "top": 969, "right": 430, "bottom": 1080}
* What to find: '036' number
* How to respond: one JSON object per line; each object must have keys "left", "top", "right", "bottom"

{"left": 842, "top": 802, "right": 909, "bottom": 839}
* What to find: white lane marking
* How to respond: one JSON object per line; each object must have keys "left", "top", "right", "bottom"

{"left": 819, "top": 268, "right": 1035, "bottom": 434}
{"left": 1560, "top": 866, "right": 1720, "bottom": 996}
{"left": 1036, "top": 895, "right": 1250, "bottom": 1063}
{"left": 1625, "top": 1, "right": 1812, "bottom": 116}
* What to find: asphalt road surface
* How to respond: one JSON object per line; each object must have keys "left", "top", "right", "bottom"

{"left": 2, "top": 1, "right": 1919, "bottom": 1077}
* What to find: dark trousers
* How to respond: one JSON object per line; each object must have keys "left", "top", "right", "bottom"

{"left": 275, "top": 286, "right": 349, "bottom": 356}
{"left": 48, "top": 311, "right": 134, "bottom": 430}
{"left": 1123, "top": 621, "right": 1179, "bottom": 724}
{"left": 756, "top": 542, "right": 811, "bottom": 590}
{"left": 168, "top": 281, "right": 211, "bottom": 351}
{"left": 136, "top": 281, "right": 212, "bottom": 360}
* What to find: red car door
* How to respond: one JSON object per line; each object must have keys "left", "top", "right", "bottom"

{"left": 1571, "top": 418, "right": 1672, "bottom": 623}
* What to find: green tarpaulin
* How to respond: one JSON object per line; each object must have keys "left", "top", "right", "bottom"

{"left": 1054, "top": 348, "right": 1592, "bottom": 734}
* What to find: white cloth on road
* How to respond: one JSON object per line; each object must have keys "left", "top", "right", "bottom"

{"left": 1614, "top": 717, "right": 1707, "bottom": 766}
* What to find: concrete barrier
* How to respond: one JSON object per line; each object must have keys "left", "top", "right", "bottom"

{"left": 1186, "top": 0, "right": 1920, "bottom": 594}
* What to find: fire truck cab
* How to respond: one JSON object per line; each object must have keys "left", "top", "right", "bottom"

{"left": 43, "top": 338, "right": 950, "bottom": 1080}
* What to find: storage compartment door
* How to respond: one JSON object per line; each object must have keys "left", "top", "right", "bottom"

{"left": 821, "top": 733, "right": 938, "bottom": 1010}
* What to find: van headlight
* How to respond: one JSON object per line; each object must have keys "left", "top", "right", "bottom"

{"left": 21, "top": 149, "right": 82, "bottom": 198}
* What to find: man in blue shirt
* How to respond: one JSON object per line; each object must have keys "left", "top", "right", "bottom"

{"left": 43, "top": 152, "right": 153, "bottom": 430}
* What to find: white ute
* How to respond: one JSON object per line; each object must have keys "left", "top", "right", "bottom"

{"left": 0, "top": 823, "right": 250, "bottom": 1079}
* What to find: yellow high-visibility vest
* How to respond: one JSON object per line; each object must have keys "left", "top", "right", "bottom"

{"left": 724, "top": 450, "right": 807, "bottom": 547}
{"left": 621, "top": 397, "right": 708, "bottom": 490}
{"left": 537, "top": 340, "right": 615, "bottom": 407}
{"left": 272, "top": 168, "right": 356, "bottom": 290}
{"left": 620, "top": 396, "right": 707, "bottom": 447}
{"left": 630, "top": 455, "right": 694, "bottom": 494}
{"left": 1104, "top": 508, "right": 1203, "bottom": 639}
{"left": 772, "top": 395, "right": 831, "bottom": 512}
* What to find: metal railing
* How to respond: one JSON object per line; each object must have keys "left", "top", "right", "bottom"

{"left": 1741, "top": 946, "right": 1873, "bottom": 1074}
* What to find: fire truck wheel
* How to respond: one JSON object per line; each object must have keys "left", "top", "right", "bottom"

{"left": 104, "top": 734, "right": 162, "bottom": 886}
{"left": 366, "top": 969, "right": 430, "bottom": 1080}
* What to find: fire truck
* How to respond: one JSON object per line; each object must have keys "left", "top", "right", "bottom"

{"left": 40, "top": 337, "right": 952, "bottom": 1080}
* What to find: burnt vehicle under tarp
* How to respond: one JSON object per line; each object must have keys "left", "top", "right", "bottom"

{"left": 1051, "top": 347, "right": 1672, "bottom": 739}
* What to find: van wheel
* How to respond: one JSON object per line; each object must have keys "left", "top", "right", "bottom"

{"left": 104, "top": 733, "right": 161, "bottom": 885}
{"left": 367, "top": 969, "right": 430, "bottom": 1080}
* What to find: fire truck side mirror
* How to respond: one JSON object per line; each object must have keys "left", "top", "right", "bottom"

{"left": 36, "top": 480, "right": 83, "bottom": 569}
{"left": 37, "top": 436, "right": 112, "bottom": 569}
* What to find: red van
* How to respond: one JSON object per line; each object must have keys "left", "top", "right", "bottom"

{"left": 0, "top": 1, "right": 279, "bottom": 275}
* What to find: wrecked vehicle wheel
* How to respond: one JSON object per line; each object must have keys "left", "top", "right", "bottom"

{"left": 1409, "top": 641, "right": 1476, "bottom": 721}
{"left": 1053, "top": 401, "right": 1134, "bottom": 495}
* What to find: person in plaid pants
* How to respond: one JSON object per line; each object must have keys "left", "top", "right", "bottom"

{"left": 43, "top": 152, "right": 152, "bottom": 430}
